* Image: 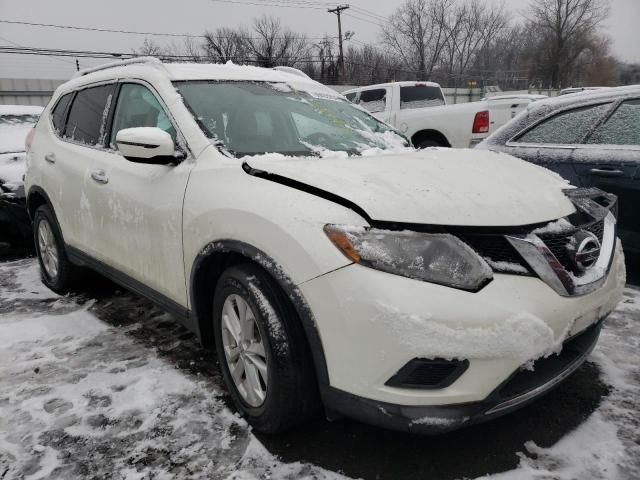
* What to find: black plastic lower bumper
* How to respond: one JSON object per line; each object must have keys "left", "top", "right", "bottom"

{"left": 323, "top": 319, "right": 604, "bottom": 434}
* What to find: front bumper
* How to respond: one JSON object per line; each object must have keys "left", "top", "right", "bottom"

{"left": 323, "top": 318, "right": 603, "bottom": 433}
{"left": 299, "top": 241, "right": 625, "bottom": 430}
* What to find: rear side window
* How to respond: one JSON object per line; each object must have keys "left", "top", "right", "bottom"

{"left": 516, "top": 103, "right": 611, "bottom": 145}
{"left": 64, "top": 84, "right": 114, "bottom": 146}
{"left": 586, "top": 99, "right": 640, "bottom": 146}
{"left": 358, "top": 89, "right": 387, "bottom": 113}
{"left": 400, "top": 85, "right": 445, "bottom": 109}
{"left": 51, "top": 93, "right": 73, "bottom": 135}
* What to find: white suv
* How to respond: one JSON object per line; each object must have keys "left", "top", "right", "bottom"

{"left": 25, "top": 58, "right": 625, "bottom": 434}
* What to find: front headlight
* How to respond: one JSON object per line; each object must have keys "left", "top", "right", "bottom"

{"left": 324, "top": 225, "right": 493, "bottom": 291}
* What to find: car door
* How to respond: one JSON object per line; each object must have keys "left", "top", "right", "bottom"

{"left": 82, "top": 81, "right": 193, "bottom": 306}
{"left": 41, "top": 83, "right": 116, "bottom": 250}
{"left": 503, "top": 101, "right": 615, "bottom": 185}
{"left": 575, "top": 98, "right": 640, "bottom": 254}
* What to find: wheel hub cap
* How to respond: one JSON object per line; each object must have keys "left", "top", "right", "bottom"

{"left": 37, "top": 219, "right": 59, "bottom": 279}
{"left": 221, "top": 294, "right": 268, "bottom": 407}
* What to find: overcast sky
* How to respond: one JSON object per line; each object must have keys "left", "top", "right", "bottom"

{"left": 0, "top": 0, "right": 637, "bottom": 79}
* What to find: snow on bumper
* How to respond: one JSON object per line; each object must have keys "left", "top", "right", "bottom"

{"left": 299, "top": 241, "right": 626, "bottom": 407}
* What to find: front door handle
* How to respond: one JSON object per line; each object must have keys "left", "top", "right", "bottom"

{"left": 589, "top": 167, "right": 624, "bottom": 177}
{"left": 90, "top": 169, "right": 109, "bottom": 184}
{"left": 44, "top": 152, "right": 56, "bottom": 164}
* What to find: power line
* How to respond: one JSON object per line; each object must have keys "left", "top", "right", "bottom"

{"left": 0, "top": 19, "right": 334, "bottom": 40}
{"left": 209, "top": 0, "right": 327, "bottom": 9}
{"left": 0, "top": 34, "right": 77, "bottom": 65}
{"left": 342, "top": 12, "right": 385, "bottom": 28}
{"left": 0, "top": 45, "right": 349, "bottom": 62}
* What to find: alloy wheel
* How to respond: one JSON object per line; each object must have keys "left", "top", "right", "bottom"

{"left": 37, "top": 219, "right": 59, "bottom": 280}
{"left": 221, "top": 294, "right": 268, "bottom": 407}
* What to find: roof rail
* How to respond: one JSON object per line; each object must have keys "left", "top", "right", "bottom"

{"left": 73, "top": 56, "right": 167, "bottom": 78}
{"left": 272, "top": 66, "right": 310, "bottom": 79}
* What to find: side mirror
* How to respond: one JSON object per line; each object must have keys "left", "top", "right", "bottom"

{"left": 115, "top": 127, "right": 183, "bottom": 165}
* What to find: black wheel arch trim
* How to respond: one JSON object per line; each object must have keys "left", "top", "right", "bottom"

{"left": 26, "top": 185, "right": 56, "bottom": 221}
{"left": 190, "top": 239, "right": 331, "bottom": 391}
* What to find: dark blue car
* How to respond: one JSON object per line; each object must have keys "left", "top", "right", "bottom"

{"left": 478, "top": 86, "right": 640, "bottom": 258}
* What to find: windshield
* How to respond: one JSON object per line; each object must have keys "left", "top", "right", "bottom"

{"left": 174, "top": 81, "right": 408, "bottom": 157}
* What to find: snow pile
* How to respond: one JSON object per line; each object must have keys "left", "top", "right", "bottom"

{"left": 484, "top": 259, "right": 529, "bottom": 274}
{"left": 531, "top": 217, "right": 574, "bottom": 235}
{"left": 375, "top": 302, "right": 564, "bottom": 364}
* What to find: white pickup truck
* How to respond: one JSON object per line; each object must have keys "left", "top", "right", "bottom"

{"left": 343, "top": 81, "right": 545, "bottom": 148}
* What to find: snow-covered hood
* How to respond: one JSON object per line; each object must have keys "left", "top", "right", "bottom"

{"left": 245, "top": 148, "right": 576, "bottom": 227}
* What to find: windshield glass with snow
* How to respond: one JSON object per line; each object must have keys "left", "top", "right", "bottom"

{"left": 0, "top": 114, "right": 39, "bottom": 125}
{"left": 0, "top": 114, "right": 39, "bottom": 154}
{"left": 174, "top": 81, "right": 407, "bottom": 157}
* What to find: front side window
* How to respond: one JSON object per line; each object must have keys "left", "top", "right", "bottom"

{"left": 110, "top": 83, "right": 176, "bottom": 145}
{"left": 586, "top": 99, "right": 640, "bottom": 146}
{"left": 357, "top": 89, "right": 387, "bottom": 113}
{"left": 400, "top": 85, "right": 445, "bottom": 109}
{"left": 344, "top": 92, "right": 357, "bottom": 102}
{"left": 516, "top": 103, "right": 612, "bottom": 145}
{"left": 51, "top": 93, "right": 73, "bottom": 135}
{"left": 175, "top": 81, "right": 406, "bottom": 158}
{"left": 64, "top": 84, "right": 114, "bottom": 146}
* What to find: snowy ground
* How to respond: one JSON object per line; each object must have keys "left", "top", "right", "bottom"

{"left": 0, "top": 257, "right": 638, "bottom": 480}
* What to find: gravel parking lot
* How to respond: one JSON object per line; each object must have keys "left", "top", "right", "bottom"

{"left": 1, "top": 256, "right": 639, "bottom": 480}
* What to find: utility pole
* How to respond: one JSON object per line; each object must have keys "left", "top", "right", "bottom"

{"left": 328, "top": 4, "right": 349, "bottom": 81}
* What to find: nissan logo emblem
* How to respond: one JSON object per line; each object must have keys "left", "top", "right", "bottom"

{"left": 568, "top": 231, "right": 601, "bottom": 272}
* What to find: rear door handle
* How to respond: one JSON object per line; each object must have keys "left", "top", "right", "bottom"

{"left": 90, "top": 169, "right": 109, "bottom": 184}
{"left": 44, "top": 152, "right": 56, "bottom": 164}
{"left": 589, "top": 168, "right": 624, "bottom": 177}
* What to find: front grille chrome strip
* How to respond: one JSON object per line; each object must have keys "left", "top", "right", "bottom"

{"left": 506, "top": 212, "right": 617, "bottom": 297}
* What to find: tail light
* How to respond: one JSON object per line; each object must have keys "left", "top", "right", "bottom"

{"left": 25, "top": 127, "right": 36, "bottom": 151}
{"left": 472, "top": 110, "right": 490, "bottom": 134}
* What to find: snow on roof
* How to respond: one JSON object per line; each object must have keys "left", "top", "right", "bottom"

{"left": 60, "top": 59, "right": 340, "bottom": 99}
{"left": 0, "top": 105, "right": 44, "bottom": 116}
{"left": 529, "top": 84, "right": 640, "bottom": 112}
{"left": 162, "top": 62, "right": 313, "bottom": 83}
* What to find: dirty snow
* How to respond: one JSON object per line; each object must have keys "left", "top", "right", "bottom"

{"left": 0, "top": 259, "right": 347, "bottom": 480}
{"left": 479, "top": 287, "right": 640, "bottom": 480}
{"left": 1, "top": 258, "right": 639, "bottom": 479}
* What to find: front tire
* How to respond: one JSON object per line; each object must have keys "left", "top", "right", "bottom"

{"left": 213, "top": 263, "right": 319, "bottom": 433}
{"left": 416, "top": 138, "right": 446, "bottom": 148}
{"left": 33, "top": 204, "right": 83, "bottom": 294}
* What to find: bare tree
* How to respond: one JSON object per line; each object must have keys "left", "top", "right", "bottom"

{"left": 450, "top": 2, "right": 508, "bottom": 82}
{"left": 135, "top": 38, "right": 168, "bottom": 57}
{"left": 203, "top": 27, "right": 248, "bottom": 63}
{"left": 381, "top": 0, "right": 453, "bottom": 80}
{"left": 528, "top": 0, "right": 610, "bottom": 87}
{"left": 245, "top": 15, "right": 309, "bottom": 67}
